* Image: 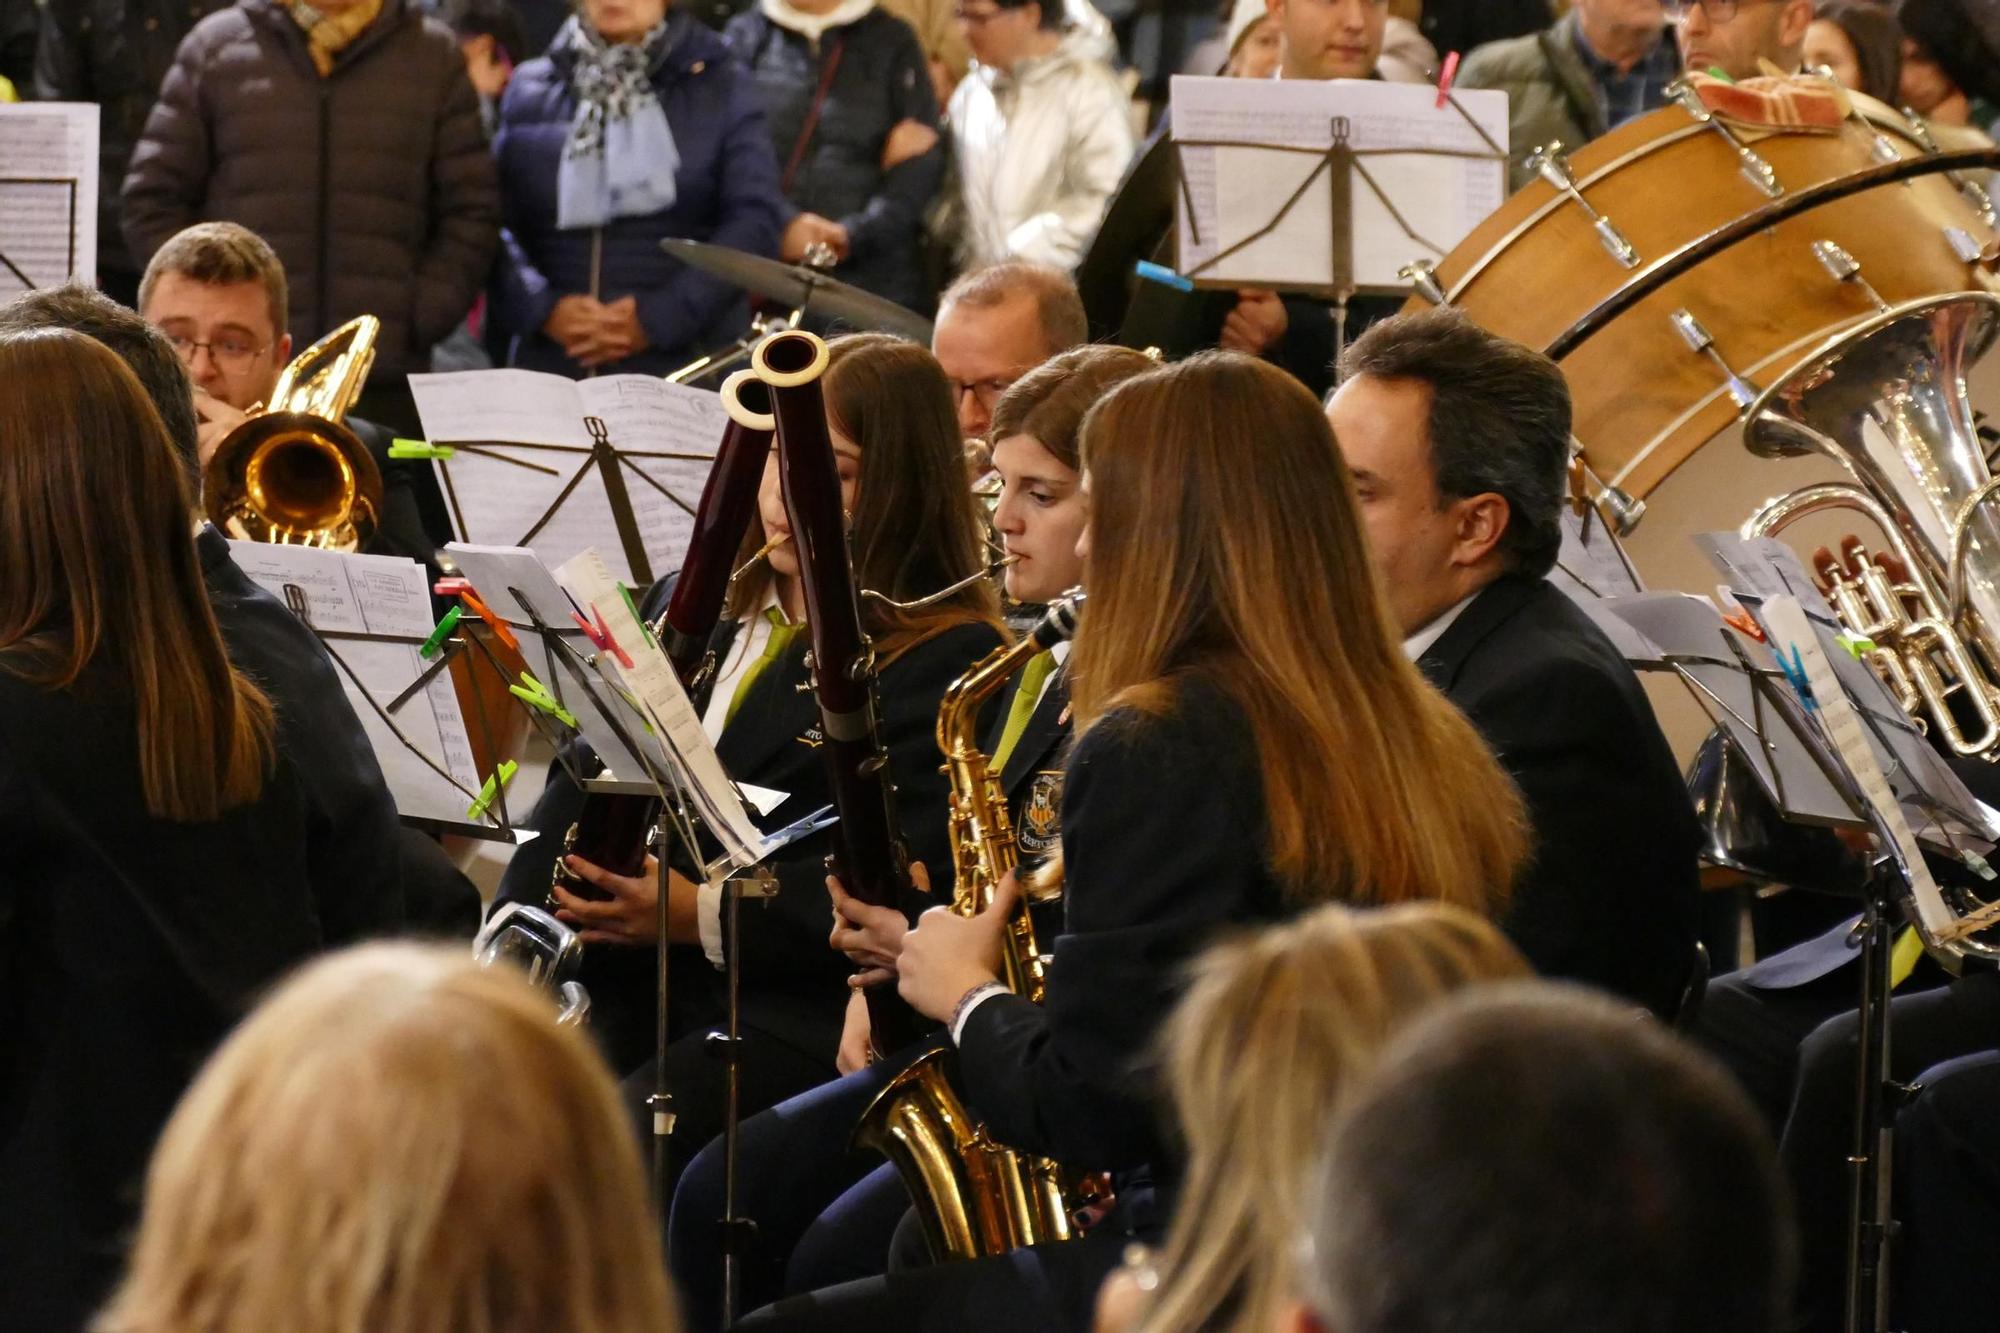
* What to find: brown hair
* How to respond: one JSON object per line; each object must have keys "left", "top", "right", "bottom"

{"left": 939, "top": 262, "right": 1088, "bottom": 357}
{"left": 138, "top": 221, "right": 290, "bottom": 339}
{"left": 96, "top": 943, "right": 682, "bottom": 1333}
{"left": 988, "top": 344, "right": 1155, "bottom": 472}
{"left": 1071, "top": 351, "right": 1525, "bottom": 908}
{"left": 0, "top": 328, "right": 273, "bottom": 821}
{"left": 0, "top": 284, "right": 203, "bottom": 491}
{"left": 1137, "top": 903, "right": 1531, "bottom": 1333}
{"left": 729, "top": 334, "right": 1002, "bottom": 658}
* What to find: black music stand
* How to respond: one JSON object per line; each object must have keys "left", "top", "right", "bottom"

{"left": 1168, "top": 88, "right": 1506, "bottom": 366}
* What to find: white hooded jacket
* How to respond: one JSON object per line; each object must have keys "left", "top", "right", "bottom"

{"left": 943, "top": 25, "right": 1134, "bottom": 271}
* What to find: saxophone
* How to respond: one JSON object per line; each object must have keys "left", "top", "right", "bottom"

{"left": 852, "top": 592, "right": 1089, "bottom": 1261}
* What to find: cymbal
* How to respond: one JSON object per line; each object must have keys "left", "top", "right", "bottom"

{"left": 660, "top": 239, "right": 935, "bottom": 344}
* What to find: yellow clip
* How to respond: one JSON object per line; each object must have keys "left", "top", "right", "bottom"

{"left": 467, "top": 760, "right": 519, "bottom": 821}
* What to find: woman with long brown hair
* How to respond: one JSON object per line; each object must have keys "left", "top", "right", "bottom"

{"left": 492, "top": 331, "right": 1004, "bottom": 1190}
{"left": 739, "top": 350, "right": 1528, "bottom": 1333}
{"left": 96, "top": 942, "right": 680, "bottom": 1333}
{"left": 0, "top": 327, "right": 404, "bottom": 1333}
{"left": 667, "top": 342, "right": 1157, "bottom": 1331}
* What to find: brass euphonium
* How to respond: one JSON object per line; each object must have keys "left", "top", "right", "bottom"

{"left": 852, "top": 592, "right": 1091, "bottom": 1261}
{"left": 1740, "top": 291, "right": 2000, "bottom": 960}
{"left": 202, "top": 314, "right": 386, "bottom": 551}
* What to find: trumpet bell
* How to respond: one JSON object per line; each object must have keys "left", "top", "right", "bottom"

{"left": 201, "top": 314, "right": 385, "bottom": 552}
{"left": 204, "top": 411, "right": 385, "bottom": 549}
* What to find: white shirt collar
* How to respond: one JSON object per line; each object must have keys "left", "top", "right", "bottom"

{"left": 1401, "top": 589, "right": 1481, "bottom": 661}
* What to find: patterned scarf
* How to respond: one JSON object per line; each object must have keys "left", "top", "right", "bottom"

{"left": 557, "top": 14, "right": 683, "bottom": 230}
{"left": 287, "top": 0, "right": 385, "bottom": 77}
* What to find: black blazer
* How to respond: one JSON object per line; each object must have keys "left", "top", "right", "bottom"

{"left": 496, "top": 581, "right": 1004, "bottom": 1065}
{"left": 957, "top": 674, "right": 1286, "bottom": 1185}
{"left": 1418, "top": 575, "right": 1702, "bottom": 1018}
{"left": 0, "top": 527, "right": 406, "bottom": 1333}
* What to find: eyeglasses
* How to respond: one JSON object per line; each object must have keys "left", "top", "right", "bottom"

{"left": 1661, "top": 0, "right": 1746, "bottom": 21}
{"left": 952, "top": 376, "right": 1013, "bottom": 410}
{"left": 165, "top": 332, "right": 268, "bottom": 373}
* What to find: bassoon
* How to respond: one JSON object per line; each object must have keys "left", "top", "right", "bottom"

{"left": 549, "top": 369, "right": 775, "bottom": 898}
{"left": 751, "top": 329, "right": 924, "bottom": 1051}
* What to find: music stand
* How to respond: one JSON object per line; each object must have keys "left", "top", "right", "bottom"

{"left": 1167, "top": 79, "right": 1507, "bottom": 364}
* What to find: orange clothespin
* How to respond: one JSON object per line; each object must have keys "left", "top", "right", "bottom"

{"left": 455, "top": 585, "right": 520, "bottom": 653}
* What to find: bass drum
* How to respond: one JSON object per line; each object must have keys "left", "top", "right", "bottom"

{"left": 1406, "top": 88, "right": 2000, "bottom": 503}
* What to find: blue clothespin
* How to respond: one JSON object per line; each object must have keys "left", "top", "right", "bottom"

{"left": 1135, "top": 260, "right": 1194, "bottom": 293}
{"left": 1777, "top": 642, "right": 1816, "bottom": 712}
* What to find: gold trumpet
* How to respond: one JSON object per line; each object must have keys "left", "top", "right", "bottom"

{"left": 202, "top": 315, "right": 385, "bottom": 551}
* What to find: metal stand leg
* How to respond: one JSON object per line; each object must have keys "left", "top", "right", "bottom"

{"left": 650, "top": 806, "right": 676, "bottom": 1209}
{"left": 714, "top": 876, "right": 760, "bottom": 1327}
{"left": 1845, "top": 872, "right": 1900, "bottom": 1333}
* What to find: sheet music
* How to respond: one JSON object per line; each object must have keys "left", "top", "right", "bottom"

{"left": 1169, "top": 77, "right": 1507, "bottom": 292}
{"left": 1759, "top": 596, "right": 1959, "bottom": 942}
{"left": 556, "top": 550, "right": 769, "bottom": 868}
{"left": 0, "top": 103, "right": 98, "bottom": 294}
{"left": 1694, "top": 531, "right": 1839, "bottom": 619}
{"left": 444, "top": 542, "right": 669, "bottom": 783}
{"left": 1551, "top": 506, "right": 1644, "bottom": 603}
{"left": 227, "top": 543, "right": 486, "bottom": 826}
{"left": 410, "top": 370, "right": 724, "bottom": 585}
{"left": 1600, "top": 592, "right": 1856, "bottom": 825}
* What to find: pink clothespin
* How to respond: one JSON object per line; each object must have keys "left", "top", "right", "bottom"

{"left": 573, "top": 603, "right": 634, "bottom": 668}
{"left": 1435, "top": 50, "right": 1460, "bottom": 109}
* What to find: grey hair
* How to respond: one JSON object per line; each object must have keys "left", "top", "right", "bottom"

{"left": 1339, "top": 308, "right": 1571, "bottom": 579}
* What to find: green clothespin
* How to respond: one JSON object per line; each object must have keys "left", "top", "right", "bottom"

{"left": 617, "top": 582, "right": 655, "bottom": 648}
{"left": 389, "top": 438, "right": 456, "bottom": 460}
{"left": 1706, "top": 65, "right": 1735, "bottom": 84}
{"left": 1836, "top": 631, "right": 1876, "bottom": 659}
{"left": 467, "top": 759, "right": 519, "bottom": 821}
{"left": 419, "top": 605, "right": 463, "bottom": 659}
{"left": 509, "top": 670, "right": 578, "bottom": 728}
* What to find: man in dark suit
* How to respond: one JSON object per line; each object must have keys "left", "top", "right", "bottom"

{"left": 1327, "top": 307, "right": 1702, "bottom": 1018}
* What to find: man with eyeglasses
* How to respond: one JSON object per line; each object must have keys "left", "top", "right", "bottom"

{"left": 930, "top": 261, "right": 1088, "bottom": 443}
{"left": 1666, "top": 0, "right": 1812, "bottom": 82}
{"left": 137, "top": 220, "right": 450, "bottom": 566}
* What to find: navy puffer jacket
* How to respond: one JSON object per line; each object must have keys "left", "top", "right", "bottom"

{"left": 491, "top": 12, "right": 787, "bottom": 378}
{"left": 122, "top": 0, "right": 500, "bottom": 379}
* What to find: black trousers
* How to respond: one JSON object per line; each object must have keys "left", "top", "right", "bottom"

{"left": 669, "top": 1052, "right": 920, "bottom": 1332}
{"left": 621, "top": 1023, "right": 837, "bottom": 1213}
{"left": 1779, "top": 970, "right": 2000, "bottom": 1333}
{"left": 1894, "top": 1049, "right": 2000, "bottom": 1333}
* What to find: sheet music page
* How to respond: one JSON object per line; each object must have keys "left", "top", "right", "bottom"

{"left": 1695, "top": 532, "right": 1839, "bottom": 618}
{"left": 227, "top": 543, "right": 486, "bottom": 826}
{"left": 1169, "top": 77, "right": 1506, "bottom": 292}
{"left": 1602, "top": 592, "right": 1856, "bottom": 825}
{"left": 411, "top": 372, "right": 721, "bottom": 585}
{"left": 445, "top": 543, "right": 667, "bottom": 783}
{"left": 0, "top": 103, "right": 99, "bottom": 293}
{"left": 1759, "top": 596, "right": 1959, "bottom": 941}
{"left": 1551, "top": 507, "right": 1644, "bottom": 606}
{"left": 555, "top": 550, "right": 769, "bottom": 868}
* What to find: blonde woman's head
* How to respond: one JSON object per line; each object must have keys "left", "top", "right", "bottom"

{"left": 97, "top": 942, "right": 678, "bottom": 1333}
{"left": 1129, "top": 903, "right": 1530, "bottom": 1333}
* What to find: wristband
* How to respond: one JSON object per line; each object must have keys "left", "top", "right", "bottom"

{"left": 950, "top": 981, "right": 1009, "bottom": 1046}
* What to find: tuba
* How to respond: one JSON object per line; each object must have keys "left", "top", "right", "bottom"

{"left": 852, "top": 593, "right": 1092, "bottom": 1262}
{"left": 202, "top": 315, "right": 385, "bottom": 551}
{"left": 1740, "top": 291, "right": 2000, "bottom": 959}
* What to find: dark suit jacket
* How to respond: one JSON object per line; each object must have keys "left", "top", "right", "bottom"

{"left": 1418, "top": 575, "right": 1701, "bottom": 1017}
{"left": 496, "top": 580, "right": 1003, "bottom": 1067}
{"left": 958, "top": 674, "right": 1286, "bottom": 1187}
{"left": 0, "top": 527, "right": 405, "bottom": 1333}
{"left": 987, "top": 660, "right": 1072, "bottom": 866}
